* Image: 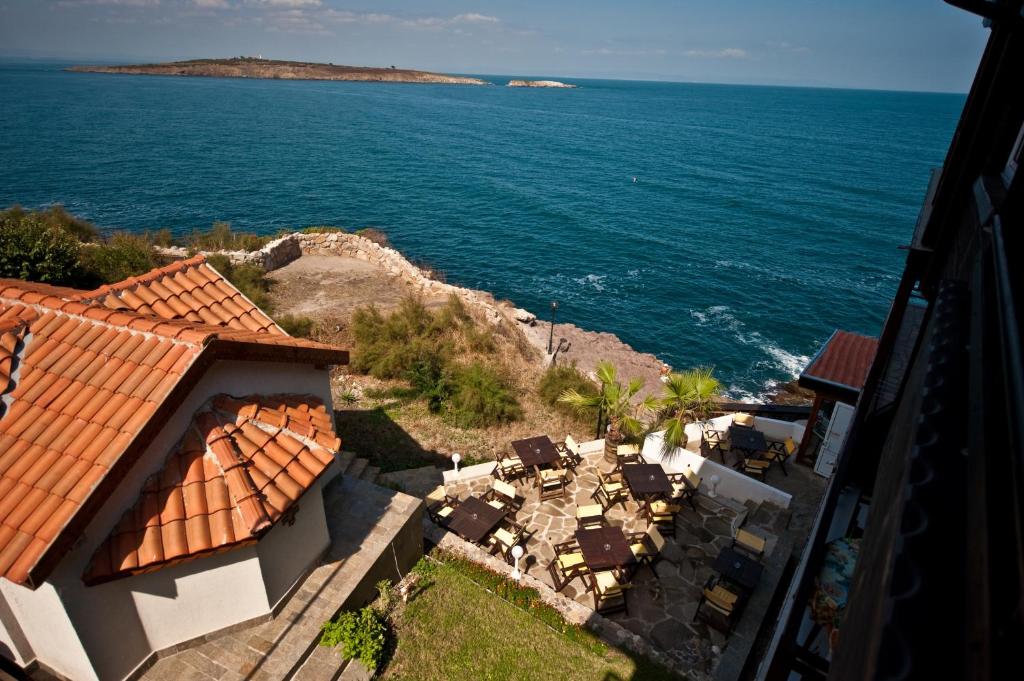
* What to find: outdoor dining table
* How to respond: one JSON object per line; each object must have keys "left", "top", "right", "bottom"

{"left": 512, "top": 435, "right": 562, "bottom": 469}
{"left": 621, "top": 463, "right": 673, "bottom": 503}
{"left": 575, "top": 526, "right": 636, "bottom": 572}
{"left": 713, "top": 546, "right": 764, "bottom": 592}
{"left": 446, "top": 496, "right": 507, "bottom": 544}
{"left": 728, "top": 425, "right": 768, "bottom": 455}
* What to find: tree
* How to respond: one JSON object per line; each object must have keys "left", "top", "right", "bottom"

{"left": 558, "top": 360, "right": 656, "bottom": 462}
{"left": 0, "top": 212, "right": 82, "bottom": 285}
{"left": 653, "top": 367, "right": 722, "bottom": 456}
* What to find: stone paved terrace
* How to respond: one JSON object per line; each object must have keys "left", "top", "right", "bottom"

{"left": 443, "top": 447, "right": 825, "bottom": 679}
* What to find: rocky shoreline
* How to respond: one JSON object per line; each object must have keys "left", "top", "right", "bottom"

{"left": 69, "top": 58, "right": 488, "bottom": 85}
{"left": 507, "top": 79, "right": 577, "bottom": 88}
{"left": 170, "top": 230, "right": 804, "bottom": 405}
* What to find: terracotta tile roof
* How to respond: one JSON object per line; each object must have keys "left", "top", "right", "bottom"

{"left": 82, "top": 255, "right": 283, "bottom": 335}
{"left": 800, "top": 330, "right": 879, "bottom": 396}
{"left": 84, "top": 394, "right": 339, "bottom": 584}
{"left": 0, "top": 279, "right": 347, "bottom": 588}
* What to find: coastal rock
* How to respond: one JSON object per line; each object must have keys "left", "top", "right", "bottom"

{"left": 507, "top": 79, "right": 577, "bottom": 88}
{"left": 512, "top": 308, "right": 537, "bottom": 325}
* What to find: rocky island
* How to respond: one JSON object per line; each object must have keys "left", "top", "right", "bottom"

{"left": 68, "top": 57, "right": 489, "bottom": 85}
{"left": 507, "top": 79, "right": 577, "bottom": 88}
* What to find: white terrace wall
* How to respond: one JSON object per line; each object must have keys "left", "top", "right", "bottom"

{"left": 642, "top": 415, "right": 801, "bottom": 509}
{"left": 1, "top": 360, "right": 336, "bottom": 681}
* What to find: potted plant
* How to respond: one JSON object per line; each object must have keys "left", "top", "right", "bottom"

{"left": 652, "top": 367, "right": 722, "bottom": 457}
{"left": 558, "top": 360, "right": 656, "bottom": 463}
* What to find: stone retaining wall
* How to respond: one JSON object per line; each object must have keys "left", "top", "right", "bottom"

{"left": 162, "top": 231, "right": 506, "bottom": 326}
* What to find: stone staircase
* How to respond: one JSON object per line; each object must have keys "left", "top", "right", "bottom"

{"left": 334, "top": 450, "right": 380, "bottom": 485}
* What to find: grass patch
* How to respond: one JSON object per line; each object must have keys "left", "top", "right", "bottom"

{"left": 275, "top": 313, "right": 315, "bottom": 337}
{"left": 381, "top": 553, "right": 681, "bottom": 680}
{"left": 301, "top": 225, "right": 347, "bottom": 234}
{"left": 355, "top": 227, "right": 390, "bottom": 247}
{"left": 187, "top": 221, "right": 271, "bottom": 252}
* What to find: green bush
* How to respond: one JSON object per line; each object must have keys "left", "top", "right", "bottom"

{"left": 539, "top": 363, "right": 599, "bottom": 418}
{"left": 205, "top": 253, "right": 274, "bottom": 312}
{"left": 350, "top": 297, "right": 450, "bottom": 379}
{"left": 275, "top": 313, "right": 315, "bottom": 337}
{"left": 445, "top": 362, "right": 522, "bottom": 429}
{"left": 147, "top": 228, "right": 174, "bottom": 247}
{"left": 79, "top": 233, "right": 159, "bottom": 286}
{"left": 1, "top": 204, "right": 100, "bottom": 243}
{"left": 188, "top": 221, "right": 270, "bottom": 252}
{"left": 319, "top": 607, "right": 388, "bottom": 672}
{"left": 0, "top": 212, "right": 83, "bottom": 285}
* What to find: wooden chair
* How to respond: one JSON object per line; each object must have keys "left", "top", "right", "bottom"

{"left": 482, "top": 479, "right": 523, "bottom": 515}
{"left": 425, "top": 486, "right": 460, "bottom": 526}
{"left": 493, "top": 451, "right": 527, "bottom": 482}
{"left": 537, "top": 466, "right": 570, "bottom": 501}
{"left": 592, "top": 471, "right": 629, "bottom": 511}
{"left": 644, "top": 499, "right": 681, "bottom": 538}
{"left": 615, "top": 443, "right": 645, "bottom": 470}
{"left": 732, "top": 412, "right": 756, "bottom": 428}
{"left": 694, "top": 575, "right": 743, "bottom": 634}
{"left": 575, "top": 503, "right": 606, "bottom": 530}
{"left": 740, "top": 456, "right": 770, "bottom": 481}
{"left": 668, "top": 469, "right": 701, "bottom": 511}
{"left": 548, "top": 539, "right": 590, "bottom": 592}
{"left": 487, "top": 522, "right": 526, "bottom": 561}
{"left": 700, "top": 432, "right": 728, "bottom": 463}
{"left": 733, "top": 528, "right": 767, "bottom": 561}
{"left": 585, "top": 570, "right": 629, "bottom": 615}
{"left": 765, "top": 437, "right": 796, "bottom": 476}
{"left": 627, "top": 525, "right": 666, "bottom": 569}
{"left": 555, "top": 434, "right": 584, "bottom": 469}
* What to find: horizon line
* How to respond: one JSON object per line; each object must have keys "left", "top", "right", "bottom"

{"left": 0, "top": 53, "right": 972, "bottom": 97}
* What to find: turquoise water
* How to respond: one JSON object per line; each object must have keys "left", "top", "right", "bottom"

{"left": 0, "top": 62, "right": 964, "bottom": 398}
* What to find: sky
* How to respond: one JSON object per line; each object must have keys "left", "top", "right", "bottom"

{"left": 0, "top": 0, "right": 989, "bottom": 92}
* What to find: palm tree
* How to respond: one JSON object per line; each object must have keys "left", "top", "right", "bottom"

{"left": 558, "top": 360, "right": 657, "bottom": 462}
{"left": 653, "top": 367, "right": 722, "bottom": 456}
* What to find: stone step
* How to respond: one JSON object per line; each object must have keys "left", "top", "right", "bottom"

{"left": 290, "top": 643, "right": 345, "bottom": 681}
{"left": 345, "top": 457, "right": 368, "bottom": 480}
{"left": 359, "top": 464, "right": 380, "bottom": 484}
{"left": 337, "top": 659, "right": 372, "bottom": 681}
{"left": 334, "top": 450, "right": 356, "bottom": 473}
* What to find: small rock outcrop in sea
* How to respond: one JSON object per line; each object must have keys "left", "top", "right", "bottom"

{"left": 506, "top": 79, "right": 577, "bottom": 88}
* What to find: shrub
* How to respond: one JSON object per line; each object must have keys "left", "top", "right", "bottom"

{"left": 539, "top": 363, "right": 599, "bottom": 418}
{"left": 319, "top": 607, "right": 388, "bottom": 672}
{"left": 206, "top": 253, "right": 274, "bottom": 312}
{"left": 0, "top": 212, "right": 83, "bottom": 285}
{"left": 147, "top": 228, "right": 174, "bottom": 247}
{"left": 350, "top": 297, "right": 449, "bottom": 379}
{"left": 356, "top": 227, "right": 390, "bottom": 248}
{"left": 1, "top": 204, "right": 100, "bottom": 243}
{"left": 275, "top": 314, "right": 315, "bottom": 337}
{"left": 445, "top": 362, "right": 522, "bottom": 429}
{"left": 79, "top": 233, "right": 159, "bottom": 286}
{"left": 188, "top": 221, "right": 270, "bottom": 252}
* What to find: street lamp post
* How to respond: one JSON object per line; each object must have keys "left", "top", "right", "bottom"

{"left": 511, "top": 544, "right": 524, "bottom": 581}
{"left": 547, "top": 301, "right": 558, "bottom": 354}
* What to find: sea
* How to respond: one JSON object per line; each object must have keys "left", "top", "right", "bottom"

{"left": 0, "top": 62, "right": 964, "bottom": 399}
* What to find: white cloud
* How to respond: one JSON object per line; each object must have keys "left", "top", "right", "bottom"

{"left": 452, "top": 13, "right": 498, "bottom": 24}
{"left": 192, "top": 0, "right": 230, "bottom": 7}
{"left": 58, "top": 0, "right": 161, "bottom": 6}
{"left": 249, "top": 0, "right": 321, "bottom": 8}
{"left": 683, "top": 48, "right": 747, "bottom": 59}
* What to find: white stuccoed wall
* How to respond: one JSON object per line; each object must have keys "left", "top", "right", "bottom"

{"left": 1, "top": 359, "right": 337, "bottom": 681}
{"left": 642, "top": 413, "right": 803, "bottom": 509}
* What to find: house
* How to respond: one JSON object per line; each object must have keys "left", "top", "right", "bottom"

{"left": 0, "top": 256, "right": 355, "bottom": 680}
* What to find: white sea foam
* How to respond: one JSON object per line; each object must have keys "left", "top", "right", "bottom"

{"left": 574, "top": 273, "right": 607, "bottom": 292}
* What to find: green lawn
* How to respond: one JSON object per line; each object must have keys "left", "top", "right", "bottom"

{"left": 380, "top": 557, "right": 682, "bottom": 681}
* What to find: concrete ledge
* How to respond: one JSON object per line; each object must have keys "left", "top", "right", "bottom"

{"left": 442, "top": 461, "right": 496, "bottom": 484}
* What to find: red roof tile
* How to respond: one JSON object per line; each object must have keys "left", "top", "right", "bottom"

{"left": 0, "top": 272, "right": 347, "bottom": 588}
{"left": 801, "top": 330, "right": 879, "bottom": 394}
{"left": 82, "top": 256, "right": 283, "bottom": 335}
{"left": 84, "top": 394, "right": 338, "bottom": 584}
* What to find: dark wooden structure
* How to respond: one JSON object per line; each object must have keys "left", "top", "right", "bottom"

{"left": 759, "top": 3, "right": 1024, "bottom": 679}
